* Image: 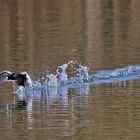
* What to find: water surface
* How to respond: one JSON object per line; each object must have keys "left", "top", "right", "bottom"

{"left": 0, "top": 0, "right": 140, "bottom": 140}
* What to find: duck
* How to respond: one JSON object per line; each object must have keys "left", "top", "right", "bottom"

{"left": 0, "top": 70, "right": 32, "bottom": 90}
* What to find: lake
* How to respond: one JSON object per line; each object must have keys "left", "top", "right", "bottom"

{"left": 0, "top": 0, "right": 140, "bottom": 140}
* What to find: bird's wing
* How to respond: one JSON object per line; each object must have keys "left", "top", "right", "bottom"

{"left": 21, "top": 71, "right": 33, "bottom": 87}
{"left": 0, "top": 70, "right": 12, "bottom": 83}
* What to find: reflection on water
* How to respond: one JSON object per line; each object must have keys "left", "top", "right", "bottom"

{"left": 6, "top": 84, "right": 91, "bottom": 137}
{"left": 0, "top": 0, "right": 140, "bottom": 140}
{"left": 2, "top": 79, "right": 140, "bottom": 140}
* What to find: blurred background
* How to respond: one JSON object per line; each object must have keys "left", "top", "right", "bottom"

{"left": 0, "top": 0, "right": 140, "bottom": 73}
{"left": 0, "top": 0, "right": 140, "bottom": 140}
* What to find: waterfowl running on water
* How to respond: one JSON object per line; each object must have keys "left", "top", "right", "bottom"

{"left": 0, "top": 70, "right": 32, "bottom": 89}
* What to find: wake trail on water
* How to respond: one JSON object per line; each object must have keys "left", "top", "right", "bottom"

{"left": 31, "top": 62, "right": 140, "bottom": 89}
{"left": 5, "top": 61, "right": 140, "bottom": 97}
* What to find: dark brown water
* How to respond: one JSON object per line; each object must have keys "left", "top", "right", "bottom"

{"left": 0, "top": 0, "right": 140, "bottom": 140}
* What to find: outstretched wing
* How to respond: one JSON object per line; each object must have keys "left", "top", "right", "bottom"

{"left": 0, "top": 70, "right": 12, "bottom": 83}
{"left": 21, "top": 71, "right": 33, "bottom": 87}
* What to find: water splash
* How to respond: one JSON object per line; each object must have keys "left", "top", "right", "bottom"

{"left": 15, "top": 86, "right": 26, "bottom": 101}
{"left": 6, "top": 63, "right": 140, "bottom": 117}
{"left": 57, "top": 64, "right": 68, "bottom": 84}
{"left": 7, "top": 62, "right": 140, "bottom": 97}
{"left": 46, "top": 74, "right": 58, "bottom": 87}
{"left": 78, "top": 65, "right": 90, "bottom": 82}
{"left": 32, "top": 81, "right": 42, "bottom": 90}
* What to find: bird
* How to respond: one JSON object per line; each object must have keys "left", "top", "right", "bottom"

{"left": 0, "top": 70, "right": 32, "bottom": 90}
